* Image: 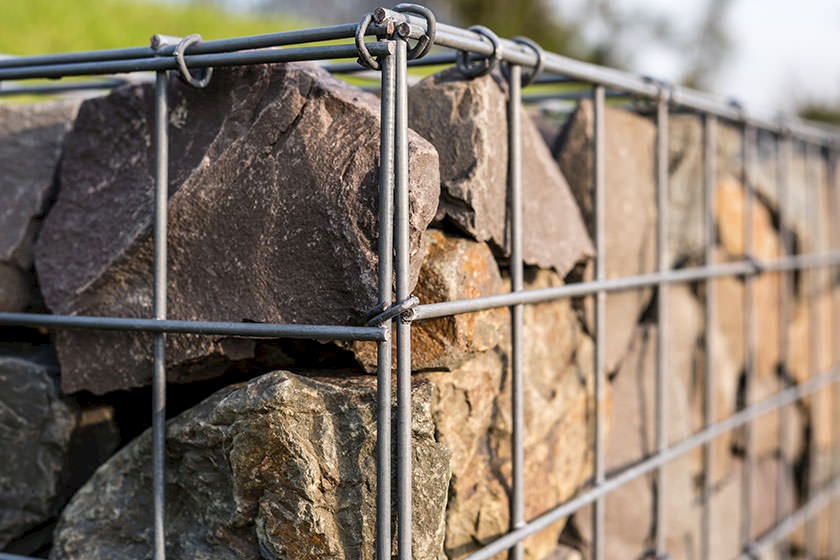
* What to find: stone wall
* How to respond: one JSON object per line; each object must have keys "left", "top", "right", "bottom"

{"left": 1, "top": 62, "right": 838, "bottom": 559}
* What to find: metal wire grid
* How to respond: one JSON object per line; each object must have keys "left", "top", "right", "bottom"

{"left": 0, "top": 5, "right": 839, "bottom": 560}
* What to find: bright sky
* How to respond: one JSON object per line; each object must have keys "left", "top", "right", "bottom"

{"left": 611, "top": 0, "right": 840, "bottom": 114}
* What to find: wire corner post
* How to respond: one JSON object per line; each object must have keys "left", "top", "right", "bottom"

{"left": 151, "top": 68, "right": 169, "bottom": 560}
{"left": 376, "top": 38, "right": 396, "bottom": 560}
{"left": 394, "top": 34, "right": 413, "bottom": 560}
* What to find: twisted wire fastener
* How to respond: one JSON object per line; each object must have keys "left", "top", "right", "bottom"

{"left": 355, "top": 12, "right": 382, "bottom": 70}
{"left": 501, "top": 36, "right": 544, "bottom": 88}
{"left": 456, "top": 25, "right": 502, "bottom": 79}
{"left": 174, "top": 34, "right": 212, "bottom": 88}
{"left": 393, "top": 3, "right": 436, "bottom": 61}
{"left": 366, "top": 296, "right": 419, "bottom": 326}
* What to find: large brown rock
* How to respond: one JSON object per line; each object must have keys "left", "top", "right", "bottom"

{"left": 35, "top": 63, "right": 440, "bottom": 395}
{"left": 554, "top": 100, "right": 657, "bottom": 373}
{"left": 426, "top": 269, "right": 595, "bottom": 559}
{"left": 51, "top": 370, "right": 450, "bottom": 560}
{"left": 408, "top": 69, "right": 593, "bottom": 275}
{"left": 350, "top": 229, "right": 507, "bottom": 373}
{"left": 0, "top": 100, "right": 80, "bottom": 312}
{"left": 0, "top": 353, "right": 118, "bottom": 551}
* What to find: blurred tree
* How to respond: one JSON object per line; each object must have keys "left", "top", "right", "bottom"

{"left": 678, "top": 0, "right": 734, "bottom": 89}
{"left": 798, "top": 100, "right": 840, "bottom": 125}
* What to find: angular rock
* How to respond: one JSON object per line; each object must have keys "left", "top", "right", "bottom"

{"left": 667, "top": 115, "right": 742, "bottom": 263}
{"left": 35, "top": 63, "right": 440, "bottom": 394}
{"left": 554, "top": 100, "right": 657, "bottom": 372}
{"left": 426, "top": 269, "right": 595, "bottom": 559}
{"left": 713, "top": 178, "right": 782, "bottom": 381}
{"left": 408, "top": 69, "right": 593, "bottom": 275}
{"left": 0, "top": 100, "right": 80, "bottom": 312}
{"left": 51, "top": 370, "right": 450, "bottom": 560}
{"left": 0, "top": 354, "right": 118, "bottom": 550}
{"left": 350, "top": 229, "right": 507, "bottom": 372}
{"left": 572, "top": 285, "right": 741, "bottom": 558}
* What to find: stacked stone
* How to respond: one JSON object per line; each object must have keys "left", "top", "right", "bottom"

{"left": 0, "top": 61, "right": 836, "bottom": 559}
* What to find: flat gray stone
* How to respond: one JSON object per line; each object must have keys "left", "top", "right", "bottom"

{"left": 0, "top": 100, "right": 79, "bottom": 312}
{"left": 35, "top": 63, "right": 440, "bottom": 394}
{"left": 0, "top": 354, "right": 118, "bottom": 550}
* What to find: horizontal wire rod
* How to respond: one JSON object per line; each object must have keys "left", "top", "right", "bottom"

{"left": 462, "top": 363, "right": 840, "bottom": 560}
{"left": 0, "top": 8, "right": 833, "bottom": 143}
{"left": 0, "top": 313, "right": 387, "bottom": 341}
{"left": 0, "top": 42, "right": 394, "bottom": 80}
{"left": 738, "top": 474, "right": 840, "bottom": 559}
{"left": 380, "top": 8, "right": 839, "bottom": 145}
{"left": 0, "top": 21, "right": 394, "bottom": 69}
{"left": 412, "top": 251, "right": 840, "bottom": 321}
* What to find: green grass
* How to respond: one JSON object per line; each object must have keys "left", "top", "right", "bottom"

{"left": 0, "top": 0, "right": 304, "bottom": 56}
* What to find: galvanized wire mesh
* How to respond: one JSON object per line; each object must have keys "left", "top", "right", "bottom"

{"left": 1, "top": 5, "right": 840, "bottom": 560}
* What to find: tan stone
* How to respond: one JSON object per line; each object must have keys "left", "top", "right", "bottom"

{"left": 667, "top": 115, "right": 742, "bottom": 263}
{"left": 732, "top": 370, "right": 804, "bottom": 461}
{"left": 554, "top": 100, "right": 657, "bottom": 373}
{"left": 571, "top": 285, "right": 738, "bottom": 559}
{"left": 427, "top": 269, "right": 595, "bottom": 560}
{"left": 713, "top": 178, "right": 783, "bottom": 381}
{"left": 350, "top": 229, "right": 507, "bottom": 372}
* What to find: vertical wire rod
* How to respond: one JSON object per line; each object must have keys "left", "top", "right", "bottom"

{"left": 701, "top": 113, "right": 717, "bottom": 560}
{"left": 828, "top": 147, "right": 840, "bottom": 557}
{"left": 776, "top": 132, "right": 793, "bottom": 560}
{"left": 653, "top": 95, "right": 669, "bottom": 558}
{"left": 740, "top": 124, "right": 756, "bottom": 553}
{"left": 507, "top": 63, "right": 525, "bottom": 560}
{"left": 592, "top": 84, "right": 607, "bottom": 560}
{"left": 805, "top": 142, "right": 823, "bottom": 559}
{"left": 829, "top": 147, "right": 840, "bottom": 558}
{"left": 376, "top": 45, "right": 396, "bottom": 560}
{"left": 394, "top": 37, "right": 413, "bottom": 560}
{"left": 151, "top": 69, "right": 168, "bottom": 560}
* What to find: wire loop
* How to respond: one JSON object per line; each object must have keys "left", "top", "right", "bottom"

{"left": 355, "top": 12, "right": 381, "bottom": 70}
{"left": 501, "top": 36, "right": 544, "bottom": 87}
{"left": 455, "top": 25, "right": 502, "bottom": 79}
{"left": 174, "top": 34, "right": 212, "bottom": 88}
{"left": 393, "top": 3, "right": 437, "bottom": 60}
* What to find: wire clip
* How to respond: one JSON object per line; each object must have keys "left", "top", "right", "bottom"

{"left": 456, "top": 25, "right": 502, "bottom": 79}
{"left": 393, "top": 3, "right": 436, "bottom": 61}
{"left": 502, "top": 36, "right": 544, "bottom": 87}
{"left": 174, "top": 34, "right": 213, "bottom": 88}
{"left": 366, "top": 296, "right": 419, "bottom": 326}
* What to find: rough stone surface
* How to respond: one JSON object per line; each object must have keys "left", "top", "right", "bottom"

{"left": 554, "top": 100, "right": 657, "bottom": 373}
{"left": 666, "top": 115, "right": 742, "bottom": 263}
{"left": 0, "top": 356, "right": 74, "bottom": 548}
{"left": 350, "top": 229, "right": 507, "bottom": 372}
{"left": 714, "top": 179, "right": 782, "bottom": 380}
{"left": 425, "top": 269, "right": 595, "bottom": 560}
{"left": 573, "top": 293, "right": 698, "bottom": 559}
{"left": 35, "top": 63, "right": 440, "bottom": 395}
{"left": 0, "top": 353, "right": 118, "bottom": 551}
{"left": 0, "top": 100, "right": 80, "bottom": 312}
{"left": 51, "top": 370, "right": 450, "bottom": 560}
{"left": 408, "top": 69, "right": 593, "bottom": 275}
